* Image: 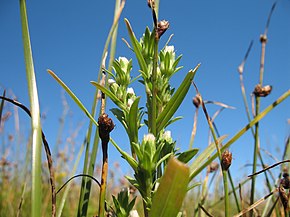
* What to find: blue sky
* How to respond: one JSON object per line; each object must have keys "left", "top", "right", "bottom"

{"left": 1, "top": 0, "right": 290, "bottom": 183}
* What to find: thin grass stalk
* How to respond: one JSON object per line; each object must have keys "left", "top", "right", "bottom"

{"left": 190, "top": 89, "right": 290, "bottom": 179}
{"left": 57, "top": 137, "right": 86, "bottom": 217}
{"left": 189, "top": 109, "right": 198, "bottom": 149}
{"left": 250, "top": 2, "right": 277, "bottom": 212}
{"left": 77, "top": 2, "right": 125, "bottom": 216}
{"left": 250, "top": 33, "right": 267, "bottom": 215}
{"left": 197, "top": 91, "right": 229, "bottom": 217}
{"left": 211, "top": 115, "right": 241, "bottom": 213}
{"left": 77, "top": 94, "right": 98, "bottom": 216}
{"left": 238, "top": 41, "right": 280, "bottom": 217}
{"left": 19, "top": 1, "right": 43, "bottom": 216}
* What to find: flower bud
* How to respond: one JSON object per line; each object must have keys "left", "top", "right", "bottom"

{"left": 221, "top": 150, "right": 232, "bottom": 171}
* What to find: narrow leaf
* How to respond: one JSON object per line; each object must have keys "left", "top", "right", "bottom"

{"left": 124, "top": 18, "right": 148, "bottom": 76}
{"left": 156, "top": 64, "right": 200, "bottom": 132}
{"left": 149, "top": 157, "right": 189, "bottom": 217}
{"left": 128, "top": 97, "right": 140, "bottom": 144}
{"left": 177, "top": 148, "right": 199, "bottom": 164}
{"left": 91, "top": 81, "right": 127, "bottom": 111}
{"left": 47, "top": 69, "right": 98, "bottom": 126}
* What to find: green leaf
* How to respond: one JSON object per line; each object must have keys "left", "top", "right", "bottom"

{"left": 124, "top": 18, "right": 148, "bottom": 77}
{"left": 177, "top": 148, "right": 199, "bottom": 164}
{"left": 91, "top": 81, "right": 127, "bottom": 111}
{"left": 128, "top": 97, "right": 140, "bottom": 144}
{"left": 156, "top": 64, "right": 200, "bottom": 132}
{"left": 149, "top": 157, "right": 189, "bottom": 217}
{"left": 110, "top": 138, "right": 138, "bottom": 172}
{"left": 48, "top": 69, "right": 98, "bottom": 126}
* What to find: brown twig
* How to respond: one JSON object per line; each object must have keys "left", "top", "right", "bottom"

{"left": 248, "top": 159, "right": 290, "bottom": 178}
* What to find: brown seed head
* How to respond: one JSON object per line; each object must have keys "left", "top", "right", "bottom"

{"left": 208, "top": 161, "right": 219, "bottom": 173}
{"left": 253, "top": 84, "right": 272, "bottom": 97}
{"left": 147, "top": 0, "right": 155, "bottom": 9}
{"left": 157, "top": 20, "right": 169, "bottom": 39}
{"left": 98, "top": 113, "right": 114, "bottom": 142}
{"left": 281, "top": 173, "right": 290, "bottom": 190}
{"left": 221, "top": 150, "right": 232, "bottom": 171}
{"left": 192, "top": 95, "right": 201, "bottom": 108}
{"left": 260, "top": 34, "right": 267, "bottom": 43}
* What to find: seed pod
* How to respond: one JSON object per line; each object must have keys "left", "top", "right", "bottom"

{"left": 157, "top": 20, "right": 169, "bottom": 39}
{"left": 208, "top": 161, "right": 219, "bottom": 173}
{"left": 98, "top": 113, "right": 114, "bottom": 143}
{"left": 147, "top": 0, "right": 155, "bottom": 8}
{"left": 253, "top": 84, "right": 272, "bottom": 97}
{"left": 221, "top": 150, "right": 232, "bottom": 171}
{"left": 192, "top": 95, "right": 201, "bottom": 108}
{"left": 281, "top": 173, "right": 290, "bottom": 190}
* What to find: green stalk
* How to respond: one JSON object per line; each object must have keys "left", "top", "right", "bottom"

{"left": 77, "top": 2, "right": 124, "bottom": 216}
{"left": 57, "top": 135, "right": 86, "bottom": 217}
{"left": 222, "top": 170, "right": 229, "bottom": 216}
{"left": 199, "top": 95, "right": 229, "bottom": 217}
{"left": 190, "top": 89, "right": 290, "bottom": 179}
{"left": 150, "top": 30, "right": 159, "bottom": 136}
{"left": 228, "top": 170, "right": 241, "bottom": 212}
{"left": 250, "top": 34, "right": 267, "bottom": 213}
{"left": 19, "top": 0, "right": 42, "bottom": 216}
{"left": 238, "top": 44, "right": 280, "bottom": 217}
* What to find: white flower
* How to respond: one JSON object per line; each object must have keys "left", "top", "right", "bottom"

{"left": 143, "top": 133, "right": 155, "bottom": 142}
{"left": 127, "top": 98, "right": 134, "bottom": 108}
{"left": 108, "top": 78, "right": 116, "bottom": 85}
{"left": 129, "top": 210, "right": 139, "bottom": 217}
{"left": 127, "top": 87, "right": 135, "bottom": 95}
{"left": 164, "top": 45, "right": 175, "bottom": 53}
{"left": 163, "top": 130, "right": 171, "bottom": 140}
{"left": 118, "top": 56, "right": 129, "bottom": 64}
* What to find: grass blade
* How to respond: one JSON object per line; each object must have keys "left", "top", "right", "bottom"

{"left": 19, "top": 0, "right": 43, "bottom": 216}
{"left": 47, "top": 69, "right": 98, "bottom": 126}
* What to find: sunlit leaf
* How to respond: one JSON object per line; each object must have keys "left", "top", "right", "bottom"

{"left": 149, "top": 157, "right": 189, "bottom": 217}
{"left": 156, "top": 64, "right": 200, "bottom": 132}
{"left": 91, "top": 81, "right": 127, "bottom": 111}
{"left": 177, "top": 148, "right": 199, "bottom": 164}
{"left": 124, "top": 19, "right": 148, "bottom": 77}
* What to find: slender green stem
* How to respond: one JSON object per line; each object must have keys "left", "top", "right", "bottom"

{"left": 250, "top": 34, "right": 267, "bottom": 213}
{"left": 150, "top": 30, "right": 159, "bottom": 136}
{"left": 190, "top": 89, "right": 290, "bottom": 179}
{"left": 77, "top": 2, "right": 124, "bottom": 216}
{"left": 222, "top": 170, "right": 229, "bottom": 217}
{"left": 19, "top": 1, "right": 43, "bottom": 216}
{"left": 228, "top": 170, "right": 241, "bottom": 212}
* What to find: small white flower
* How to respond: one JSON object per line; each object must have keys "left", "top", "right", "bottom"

{"left": 127, "top": 98, "right": 134, "bottom": 108}
{"left": 118, "top": 56, "right": 129, "bottom": 65}
{"left": 108, "top": 78, "right": 116, "bottom": 85}
{"left": 129, "top": 210, "right": 139, "bottom": 217}
{"left": 163, "top": 130, "right": 171, "bottom": 140}
{"left": 144, "top": 133, "right": 155, "bottom": 142}
{"left": 164, "top": 45, "right": 175, "bottom": 53}
{"left": 127, "top": 87, "right": 135, "bottom": 95}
